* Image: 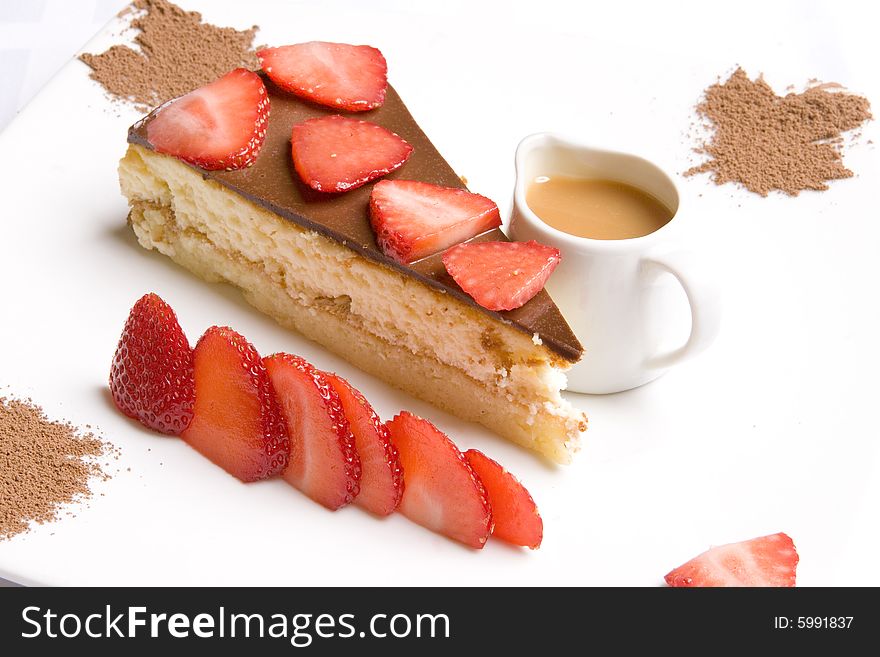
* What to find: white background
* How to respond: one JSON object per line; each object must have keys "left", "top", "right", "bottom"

{"left": 2, "top": 0, "right": 130, "bottom": 587}
{"left": 1, "top": 0, "right": 878, "bottom": 586}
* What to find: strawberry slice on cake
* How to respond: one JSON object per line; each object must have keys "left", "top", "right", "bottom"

{"left": 442, "top": 240, "right": 562, "bottom": 311}
{"left": 258, "top": 42, "right": 388, "bottom": 112}
{"left": 145, "top": 68, "right": 270, "bottom": 171}
{"left": 370, "top": 180, "right": 501, "bottom": 264}
{"left": 290, "top": 115, "right": 413, "bottom": 193}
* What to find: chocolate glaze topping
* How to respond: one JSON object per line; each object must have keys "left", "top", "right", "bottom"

{"left": 128, "top": 79, "right": 583, "bottom": 362}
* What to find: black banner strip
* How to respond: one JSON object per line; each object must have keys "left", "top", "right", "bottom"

{"left": 0, "top": 587, "right": 874, "bottom": 654}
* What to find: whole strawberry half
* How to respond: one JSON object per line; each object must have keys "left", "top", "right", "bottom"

{"left": 258, "top": 42, "right": 387, "bottom": 112}
{"left": 665, "top": 532, "right": 799, "bottom": 587}
{"left": 324, "top": 372, "right": 404, "bottom": 516}
{"left": 264, "top": 354, "right": 361, "bottom": 510}
{"left": 109, "top": 293, "right": 194, "bottom": 435}
{"left": 181, "top": 327, "right": 289, "bottom": 482}
{"left": 442, "top": 240, "right": 562, "bottom": 311}
{"left": 386, "top": 412, "right": 492, "bottom": 548}
{"left": 464, "top": 449, "right": 543, "bottom": 549}
{"left": 290, "top": 115, "right": 413, "bottom": 193}
{"left": 369, "top": 180, "right": 501, "bottom": 264}
{"left": 146, "top": 68, "right": 270, "bottom": 171}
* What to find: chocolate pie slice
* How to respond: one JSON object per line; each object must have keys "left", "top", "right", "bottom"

{"left": 118, "top": 78, "right": 586, "bottom": 463}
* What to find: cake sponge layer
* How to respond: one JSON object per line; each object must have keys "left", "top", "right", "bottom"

{"left": 119, "top": 144, "right": 586, "bottom": 463}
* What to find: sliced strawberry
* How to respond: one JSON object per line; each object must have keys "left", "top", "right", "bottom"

{"left": 109, "top": 293, "right": 194, "bottom": 435}
{"left": 258, "top": 42, "right": 387, "bottom": 112}
{"left": 369, "top": 180, "right": 501, "bottom": 264}
{"left": 665, "top": 532, "right": 799, "bottom": 587}
{"left": 324, "top": 372, "right": 403, "bottom": 516}
{"left": 442, "top": 240, "right": 562, "bottom": 311}
{"left": 385, "top": 412, "right": 492, "bottom": 548}
{"left": 264, "top": 354, "right": 360, "bottom": 510}
{"left": 146, "top": 68, "right": 270, "bottom": 171}
{"left": 464, "top": 449, "right": 543, "bottom": 549}
{"left": 181, "top": 327, "right": 289, "bottom": 482}
{"left": 290, "top": 115, "right": 412, "bottom": 193}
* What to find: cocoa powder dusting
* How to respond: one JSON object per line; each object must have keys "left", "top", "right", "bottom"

{"left": 1, "top": 396, "right": 116, "bottom": 540}
{"left": 80, "top": 0, "right": 259, "bottom": 110}
{"left": 686, "top": 68, "right": 872, "bottom": 196}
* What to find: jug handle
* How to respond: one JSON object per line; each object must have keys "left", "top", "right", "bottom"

{"left": 641, "top": 250, "right": 722, "bottom": 370}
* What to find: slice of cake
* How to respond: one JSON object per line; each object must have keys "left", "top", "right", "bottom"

{"left": 118, "top": 66, "right": 586, "bottom": 464}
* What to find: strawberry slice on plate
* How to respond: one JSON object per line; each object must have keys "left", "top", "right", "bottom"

{"left": 146, "top": 68, "right": 270, "bottom": 171}
{"left": 109, "top": 293, "right": 194, "bottom": 435}
{"left": 264, "top": 354, "right": 361, "bottom": 510}
{"left": 290, "top": 115, "right": 412, "bottom": 193}
{"left": 324, "top": 372, "right": 404, "bottom": 516}
{"left": 464, "top": 449, "right": 543, "bottom": 549}
{"left": 181, "top": 326, "right": 289, "bottom": 482}
{"left": 370, "top": 180, "right": 501, "bottom": 264}
{"left": 258, "top": 42, "right": 387, "bottom": 112}
{"left": 442, "top": 240, "right": 562, "bottom": 311}
{"left": 386, "top": 412, "right": 492, "bottom": 548}
{"left": 665, "top": 532, "right": 799, "bottom": 587}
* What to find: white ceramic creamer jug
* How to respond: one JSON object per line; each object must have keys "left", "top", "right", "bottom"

{"left": 509, "top": 133, "right": 722, "bottom": 394}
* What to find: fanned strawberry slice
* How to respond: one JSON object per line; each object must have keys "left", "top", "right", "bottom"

{"left": 264, "top": 354, "right": 360, "bottom": 510}
{"left": 258, "top": 42, "right": 387, "bottom": 112}
{"left": 146, "top": 68, "right": 270, "bottom": 171}
{"left": 369, "top": 180, "right": 501, "bottom": 264}
{"left": 290, "top": 115, "right": 412, "bottom": 192}
{"left": 464, "top": 449, "right": 543, "bottom": 549}
{"left": 181, "top": 327, "right": 289, "bottom": 482}
{"left": 324, "top": 372, "right": 404, "bottom": 516}
{"left": 442, "top": 240, "right": 562, "bottom": 311}
{"left": 386, "top": 412, "right": 492, "bottom": 548}
{"left": 665, "top": 532, "right": 799, "bottom": 587}
{"left": 109, "top": 293, "right": 194, "bottom": 435}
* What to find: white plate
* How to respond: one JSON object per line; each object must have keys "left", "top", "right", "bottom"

{"left": 1, "top": 0, "right": 879, "bottom": 586}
